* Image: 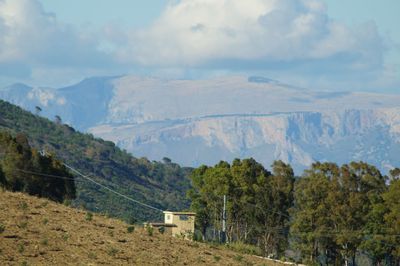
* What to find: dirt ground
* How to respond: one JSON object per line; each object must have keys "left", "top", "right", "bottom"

{"left": 0, "top": 190, "right": 283, "bottom": 265}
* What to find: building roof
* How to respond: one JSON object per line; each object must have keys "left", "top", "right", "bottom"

{"left": 163, "top": 211, "right": 196, "bottom": 215}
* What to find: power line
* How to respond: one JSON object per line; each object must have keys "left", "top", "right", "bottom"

{"left": 36, "top": 150, "right": 165, "bottom": 213}
{"left": 16, "top": 169, "right": 78, "bottom": 181}
{"left": 62, "top": 162, "right": 164, "bottom": 213}
{"left": 17, "top": 165, "right": 164, "bottom": 213}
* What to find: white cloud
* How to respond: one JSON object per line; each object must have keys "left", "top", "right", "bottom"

{"left": 0, "top": 0, "right": 111, "bottom": 77}
{"left": 119, "top": 0, "right": 384, "bottom": 74}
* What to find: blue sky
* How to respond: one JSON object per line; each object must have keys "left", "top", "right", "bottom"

{"left": 0, "top": 0, "right": 399, "bottom": 92}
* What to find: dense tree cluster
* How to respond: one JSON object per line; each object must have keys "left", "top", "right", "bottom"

{"left": 0, "top": 131, "right": 75, "bottom": 202}
{"left": 188, "top": 159, "right": 294, "bottom": 257}
{"left": 189, "top": 159, "right": 400, "bottom": 265}
{"left": 291, "top": 162, "right": 400, "bottom": 265}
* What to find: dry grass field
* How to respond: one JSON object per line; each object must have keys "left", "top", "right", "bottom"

{"left": 0, "top": 190, "right": 284, "bottom": 266}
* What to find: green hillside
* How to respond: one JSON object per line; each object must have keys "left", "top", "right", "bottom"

{"left": 0, "top": 99, "right": 192, "bottom": 222}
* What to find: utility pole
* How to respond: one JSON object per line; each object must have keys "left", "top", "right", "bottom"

{"left": 221, "top": 194, "right": 227, "bottom": 243}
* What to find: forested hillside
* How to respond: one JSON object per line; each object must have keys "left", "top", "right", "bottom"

{"left": 0, "top": 99, "right": 192, "bottom": 222}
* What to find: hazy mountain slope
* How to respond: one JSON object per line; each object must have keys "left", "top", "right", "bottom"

{"left": 0, "top": 190, "right": 278, "bottom": 266}
{"left": 2, "top": 75, "right": 399, "bottom": 129}
{"left": 1, "top": 75, "right": 400, "bottom": 173}
{"left": 0, "top": 77, "right": 115, "bottom": 130}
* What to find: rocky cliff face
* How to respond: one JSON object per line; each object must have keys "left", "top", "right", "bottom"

{"left": 1, "top": 75, "right": 399, "bottom": 173}
{"left": 89, "top": 109, "right": 400, "bottom": 173}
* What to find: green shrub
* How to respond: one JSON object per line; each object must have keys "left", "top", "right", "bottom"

{"left": 85, "top": 212, "right": 93, "bottom": 221}
{"left": 227, "top": 241, "right": 262, "bottom": 256}
{"left": 213, "top": 255, "right": 221, "bottom": 262}
{"left": 0, "top": 224, "right": 5, "bottom": 233}
{"left": 19, "top": 202, "right": 28, "bottom": 211}
{"left": 63, "top": 199, "right": 71, "bottom": 206}
{"left": 107, "top": 247, "right": 118, "bottom": 257}
{"left": 62, "top": 233, "right": 69, "bottom": 241}
{"left": 187, "top": 231, "right": 194, "bottom": 240}
{"left": 233, "top": 254, "right": 243, "bottom": 262}
{"left": 88, "top": 252, "right": 97, "bottom": 259}
{"left": 18, "top": 221, "right": 28, "bottom": 229}
{"left": 146, "top": 225, "right": 154, "bottom": 236}
{"left": 40, "top": 238, "right": 48, "bottom": 246}
{"left": 42, "top": 218, "right": 49, "bottom": 225}
{"left": 17, "top": 243, "right": 24, "bottom": 253}
{"left": 127, "top": 225, "right": 135, "bottom": 233}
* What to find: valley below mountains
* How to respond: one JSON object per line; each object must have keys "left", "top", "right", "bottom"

{"left": 1, "top": 75, "right": 400, "bottom": 173}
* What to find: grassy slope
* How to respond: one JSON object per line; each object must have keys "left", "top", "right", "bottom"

{"left": 0, "top": 99, "right": 191, "bottom": 222}
{"left": 0, "top": 190, "right": 282, "bottom": 266}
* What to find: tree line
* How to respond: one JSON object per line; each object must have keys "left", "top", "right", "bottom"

{"left": 187, "top": 158, "right": 400, "bottom": 265}
{"left": 0, "top": 131, "right": 76, "bottom": 202}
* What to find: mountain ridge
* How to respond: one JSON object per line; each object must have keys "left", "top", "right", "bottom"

{"left": 1, "top": 75, "right": 399, "bottom": 173}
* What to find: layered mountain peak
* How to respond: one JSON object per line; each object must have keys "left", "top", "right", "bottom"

{"left": 1, "top": 75, "right": 399, "bottom": 173}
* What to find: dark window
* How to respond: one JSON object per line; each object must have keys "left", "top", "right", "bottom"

{"left": 179, "top": 215, "right": 189, "bottom": 221}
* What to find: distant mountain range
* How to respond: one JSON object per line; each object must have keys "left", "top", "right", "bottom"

{"left": 1, "top": 75, "right": 400, "bottom": 173}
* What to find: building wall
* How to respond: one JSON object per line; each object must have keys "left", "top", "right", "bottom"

{"left": 171, "top": 214, "right": 195, "bottom": 238}
{"left": 165, "top": 213, "right": 173, "bottom": 224}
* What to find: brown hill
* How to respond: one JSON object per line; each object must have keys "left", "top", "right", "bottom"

{"left": 0, "top": 190, "right": 282, "bottom": 265}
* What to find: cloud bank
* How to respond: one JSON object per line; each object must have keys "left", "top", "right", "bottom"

{"left": 0, "top": 0, "right": 114, "bottom": 83}
{"left": 127, "top": 0, "right": 383, "bottom": 69}
{"left": 0, "top": 0, "right": 398, "bottom": 91}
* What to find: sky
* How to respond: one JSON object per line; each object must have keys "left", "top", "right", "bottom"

{"left": 0, "top": 0, "right": 399, "bottom": 92}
